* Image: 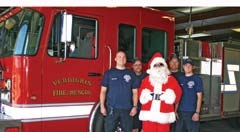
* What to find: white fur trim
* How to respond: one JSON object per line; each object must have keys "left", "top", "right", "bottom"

{"left": 160, "top": 89, "right": 176, "bottom": 104}
{"left": 146, "top": 69, "right": 150, "bottom": 74}
{"left": 150, "top": 57, "right": 167, "bottom": 68}
{"left": 150, "top": 100, "right": 161, "bottom": 112}
{"left": 150, "top": 84, "right": 163, "bottom": 112}
{"left": 139, "top": 110, "right": 176, "bottom": 124}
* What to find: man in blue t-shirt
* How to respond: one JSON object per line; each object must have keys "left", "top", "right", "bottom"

{"left": 168, "top": 53, "right": 184, "bottom": 132}
{"left": 175, "top": 58, "right": 203, "bottom": 132}
{"left": 100, "top": 51, "right": 139, "bottom": 132}
{"left": 131, "top": 58, "right": 148, "bottom": 132}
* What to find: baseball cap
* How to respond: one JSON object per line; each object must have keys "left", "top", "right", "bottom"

{"left": 183, "top": 58, "right": 194, "bottom": 65}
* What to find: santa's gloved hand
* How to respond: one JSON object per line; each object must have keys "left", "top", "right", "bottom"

{"left": 160, "top": 88, "right": 176, "bottom": 104}
{"left": 140, "top": 88, "right": 153, "bottom": 104}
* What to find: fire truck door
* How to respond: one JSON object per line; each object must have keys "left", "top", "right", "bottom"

{"left": 41, "top": 12, "right": 103, "bottom": 131}
{"left": 222, "top": 48, "right": 240, "bottom": 113}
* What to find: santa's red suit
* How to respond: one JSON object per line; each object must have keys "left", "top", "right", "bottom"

{"left": 138, "top": 52, "right": 182, "bottom": 132}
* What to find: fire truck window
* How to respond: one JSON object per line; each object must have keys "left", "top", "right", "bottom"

{"left": 14, "top": 24, "right": 28, "bottom": 54}
{"left": 118, "top": 24, "right": 136, "bottom": 61}
{"left": 48, "top": 14, "right": 97, "bottom": 59}
{"left": 0, "top": 22, "right": 6, "bottom": 56}
{"left": 47, "top": 13, "right": 63, "bottom": 57}
{"left": 0, "top": 9, "right": 43, "bottom": 57}
{"left": 142, "top": 28, "right": 167, "bottom": 63}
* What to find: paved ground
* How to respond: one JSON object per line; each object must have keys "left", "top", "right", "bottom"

{"left": 200, "top": 117, "right": 240, "bottom": 132}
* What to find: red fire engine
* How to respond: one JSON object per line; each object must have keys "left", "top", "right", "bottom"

{"left": 0, "top": 7, "right": 175, "bottom": 132}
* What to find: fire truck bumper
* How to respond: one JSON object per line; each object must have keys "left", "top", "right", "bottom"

{"left": 0, "top": 113, "right": 21, "bottom": 131}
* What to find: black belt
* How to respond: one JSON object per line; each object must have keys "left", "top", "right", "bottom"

{"left": 151, "top": 93, "right": 163, "bottom": 100}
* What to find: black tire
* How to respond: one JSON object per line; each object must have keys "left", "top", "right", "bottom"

{"left": 92, "top": 108, "right": 105, "bottom": 132}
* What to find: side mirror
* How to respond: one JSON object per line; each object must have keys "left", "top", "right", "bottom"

{"left": 60, "top": 12, "right": 72, "bottom": 43}
{"left": 57, "top": 11, "right": 72, "bottom": 63}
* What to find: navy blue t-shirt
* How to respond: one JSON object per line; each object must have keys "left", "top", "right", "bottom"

{"left": 178, "top": 74, "right": 203, "bottom": 112}
{"left": 135, "top": 72, "right": 148, "bottom": 109}
{"left": 101, "top": 68, "right": 140, "bottom": 109}
{"left": 171, "top": 71, "right": 184, "bottom": 83}
{"left": 135, "top": 72, "right": 148, "bottom": 82}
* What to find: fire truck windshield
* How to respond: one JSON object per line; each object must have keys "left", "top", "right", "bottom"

{"left": 0, "top": 8, "right": 44, "bottom": 57}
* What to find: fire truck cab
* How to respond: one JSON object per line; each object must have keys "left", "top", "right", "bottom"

{"left": 0, "top": 7, "right": 175, "bottom": 132}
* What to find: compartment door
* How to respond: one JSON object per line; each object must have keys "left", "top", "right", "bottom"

{"left": 222, "top": 48, "right": 240, "bottom": 113}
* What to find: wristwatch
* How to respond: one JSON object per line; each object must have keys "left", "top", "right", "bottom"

{"left": 132, "top": 106, "right": 137, "bottom": 109}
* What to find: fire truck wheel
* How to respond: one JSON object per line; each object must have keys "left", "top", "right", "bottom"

{"left": 92, "top": 108, "right": 104, "bottom": 132}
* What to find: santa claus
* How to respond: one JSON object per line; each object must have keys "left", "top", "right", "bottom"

{"left": 138, "top": 52, "right": 182, "bottom": 132}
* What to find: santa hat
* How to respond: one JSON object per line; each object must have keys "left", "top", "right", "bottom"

{"left": 147, "top": 52, "right": 167, "bottom": 74}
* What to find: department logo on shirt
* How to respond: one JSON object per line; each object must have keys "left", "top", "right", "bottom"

{"left": 111, "top": 78, "right": 118, "bottom": 80}
{"left": 187, "top": 81, "right": 195, "bottom": 88}
{"left": 123, "top": 74, "right": 131, "bottom": 83}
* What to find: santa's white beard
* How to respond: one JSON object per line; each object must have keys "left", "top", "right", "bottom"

{"left": 148, "top": 67, "right": 170, "bottom": 89}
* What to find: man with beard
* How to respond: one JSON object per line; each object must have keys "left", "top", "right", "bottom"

{"left": 138, "top": 52, "right": 182, "bottom": 132}
{"left": 169, "top": 53, "right": 184, "bottom": 81}
{"left": 132, "top": 58, "right": 148, "bottom": 132}
{"left": 168, "top": 53, "right": 184, "bottom": 132}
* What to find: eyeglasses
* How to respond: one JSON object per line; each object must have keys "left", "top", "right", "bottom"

{"left": 153, "top": 63, "right": 164, "bottom": 67}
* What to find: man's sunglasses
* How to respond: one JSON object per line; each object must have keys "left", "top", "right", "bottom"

{"left": 153, "top": 63, "right": 164, "bottom": 67}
